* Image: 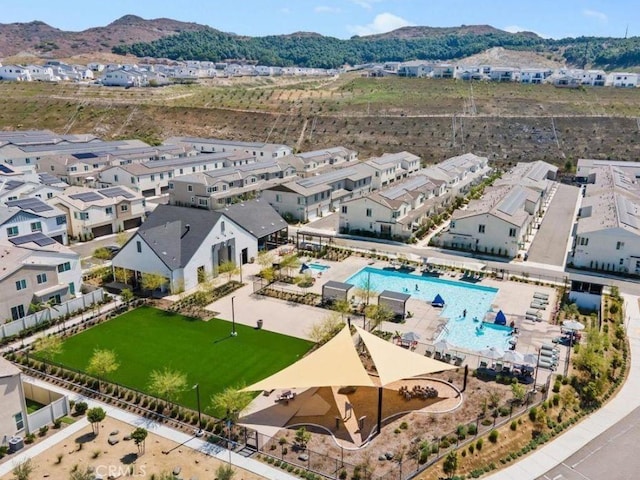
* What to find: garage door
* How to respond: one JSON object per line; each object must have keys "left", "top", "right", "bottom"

{"left": 123, "top": 217, "right": 142, "bottom": 230}
{"left": 92, "top": 224, "right": 113, "bottom": 238}
{"left": 142, "top": 188, "right": 156, "bottom": 197}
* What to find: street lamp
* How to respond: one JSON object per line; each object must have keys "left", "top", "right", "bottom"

{"left": 192, "top": 383, "right": 202, "bottom": 435}
{"left": 231, "top": 296, "right": 237, "bottom": 336}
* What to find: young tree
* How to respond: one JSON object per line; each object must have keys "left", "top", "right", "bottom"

{"left": 120, "top": 288, "right": 134, "bottom": 305}
{"left": 307, "top": 312, "right": 344, "bottom": 345}
{"left": 364, "top": 303, "right": 394, "bottom": 331}
{"left": 93, "top": 247, "right": 112, "bottom": 260}
{"left": 210, "top": 385, "right": 253, "bottom": 421}
{"left": 257, "top": 250, "right": 275, "bottom": 269}
{"left": 114, "top": 267, "right": 133, "bottom": 285}
{"left": 217, "top": 261, "right": 239, "bottom": 283}
{"left": 354, "top": 275, "right": 375, "bottom": 306}
{"left": 148, "top": 368, "right": 188, "bottom": 407}
{"left": 294, "top": 427, "right": 311, "bottom": 450}
{"left": 443, "top": 451, "right": 458, "bottom": 478}
{"left": 131, "top": 427, "right": 148, "bottom": 454}
{"left": 332, "top": 298, "right": 352, "bottom": 321}
{"left": 86, "top": 407, "right": 106, "bottom": 435}
{"left": 12, "top": 458, "right": 33, "bottom": 480}
{"left": 215, "top": 465, "right": 236, "bottom": 480}
{"left": 279, "top": 253, "right": 300, "bottom": 279}
{"left": 86, "top": 349, "right": 119, "bottom": 391}
{"left": 511, "top": 382, "right": 526, "bottom": 405}
{"left": 141, "top": 272, "right": 167, "bottom": 293}
{"left": 295, "top": 273, "right": 314, "bottom": 294}
{"left": 115, "top": 232, "right": 129, "bottom": 247}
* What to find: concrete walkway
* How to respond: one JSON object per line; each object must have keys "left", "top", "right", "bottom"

{"left": 484, "top": 292, "right": 640, "bottom": 479}
{"left": 5, "top": 377, "right": 297, "bottom": 480}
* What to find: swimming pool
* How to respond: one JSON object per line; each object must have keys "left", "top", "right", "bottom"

{"left": 345, "top": 267, "right": 510, "bottom": 351}
{"left": 308, "top": 263, "right": 330, "bottom": 272}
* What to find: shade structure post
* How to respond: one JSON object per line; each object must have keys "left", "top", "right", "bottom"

{"left": 376, "top": 386, "right": 383, "bottom": 436}
{"left": 462, "top": 364, "right": 468, "bottom": 392}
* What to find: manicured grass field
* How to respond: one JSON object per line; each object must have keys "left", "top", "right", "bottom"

{"left": 50, "top": 306, "right": 313, "bottom": 414}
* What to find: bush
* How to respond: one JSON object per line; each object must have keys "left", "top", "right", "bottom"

{"left": 510, "top": 421, "right": 517, "bottom": 431}
{"left": 529, "top": 406, "right": 538, "bottom": 422}
{"left": 53, "top": 418, "right": 62, "bottom": 429}
{"left": 476, "top": 438, "right": 483, "bottom": 451}
{"left": 488, "top": 430, "right": 499, "bottom": 443}
{"left": 39, "top": 425, "right": 49, "bottom": 437}
{"left": 74, "top": 401, "right": 88, "bottom": 416}
{"left": 467, "top": 423, "right": 478, "bottom": 435}
{"left": 399, "top": 421, "right": 408, "bottom": 430}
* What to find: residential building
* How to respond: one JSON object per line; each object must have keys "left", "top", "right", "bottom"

{"left": 282, "top": 147, "right": 358, "bottom": 177}
{"left": 0, "top": 65, "right": 31, "bottom": 81}
{"left": 365, "top": 151, "right": 421, "bottom": 189}
{"left": 220, "top": 199, "right": 289, "bottom": 251}
{"left": 99, "top": 151, "right": 255, "bottom": 197}
{"left": 610, "top": 72, "right": 639, "bottom": 88}
{"left": 0, "top": 357, "right": 28, "bottom": 439}
{"left": 164, "top": 136, "right": 292, "bottom": 159}
{"left": 168, "top": 159, "right": 297, "bottom": 209}
{"left": 2, "top": 198, "right": 69, "bottom": 245}
{"left": 489, "top": 67, "right": 520, "bottom": 82}
{"left": 0, "top": 240, "right": 81, "bottom": 321}
{"left": 111, "top": 204, "right": 257, "bottom": 293}
{"left": 262, "top": 164, "right": 374, "bottom": 222}
{"left": 435, "top": 184, "right": 542, "bottom": 258}
{"left": 493, "top": 160, "right": 557, "bottom": 199}
{"left": 49, "top": 186, "right": 145, "bottom": 240}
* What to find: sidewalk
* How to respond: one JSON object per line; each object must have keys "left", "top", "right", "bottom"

{"left": 484, "top": 292, "right": 640, "bottom": 479}
{"left": 9, "top": 377, "right": 297, "bottom": 480}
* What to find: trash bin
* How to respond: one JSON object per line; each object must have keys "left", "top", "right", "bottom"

{"left": 257, "top": 319, "right": 263, "bottom": 329}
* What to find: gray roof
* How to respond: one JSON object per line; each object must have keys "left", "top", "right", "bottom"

{"left": 221, "top": 199, "right": 287, "bottom": 238}
{"left": 135, "top": 204, "right": 224, "bottom": 270}
{"left": 378, "top": 290, "right": 411, "bottom": 302}
{"left": 322, "top": 280, "right": 354, "bottom": 293}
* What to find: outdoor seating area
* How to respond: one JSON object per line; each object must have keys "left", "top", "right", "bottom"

{"left": 538, "top": 344, "right": 560, "bottom": 370}
{"left": 398, "top": 384, "right": 439, "bottom": 400}
{"left": 530, "top": 291, "right": 550, "bottom": 310}
{"left": 476, "top": 360, "right": 535, "bottom": 384}
{"left": 430, "top": 349, "right": 466, "bottom": 366}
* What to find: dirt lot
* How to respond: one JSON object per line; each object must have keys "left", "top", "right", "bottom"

{"left": 0, "top": 417, "right": 262, "bottom": 480}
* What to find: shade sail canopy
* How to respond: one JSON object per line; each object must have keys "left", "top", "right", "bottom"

{"left": 432, "top": 294, "right": 445, "bottom": 306}
{"left": 242, "top": 327, "right": 375, "bottom": 392}
{"left": 495, "top": 310, "right": 507, "bottom": 325}
{"left": 355, "top": 326, "right": 456, "bottom": 386}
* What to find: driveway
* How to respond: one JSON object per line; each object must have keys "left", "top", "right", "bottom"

{"left": 526, "top": 184, "right": 580, "bottom": 267}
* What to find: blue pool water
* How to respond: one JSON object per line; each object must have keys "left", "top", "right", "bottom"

{"left": 345, "top": 267, "right": 511, "bottom": 351}
{"left": 308, "top": 263, "right": 330, "bottom": 272}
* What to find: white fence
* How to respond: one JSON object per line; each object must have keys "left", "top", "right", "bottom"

{"left": 26, "top": 397, "right": 69, "bottom": 433}
{"left": 1, "top": 289, "right": 105, "bottom": 340}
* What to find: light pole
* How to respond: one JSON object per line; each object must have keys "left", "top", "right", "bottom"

{"left": 231, "top": 296, "right": 237, "bottom": 336}
{"left": 192, "top": 383, "right": 202, "bottom": 435}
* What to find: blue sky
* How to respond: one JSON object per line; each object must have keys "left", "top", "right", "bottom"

{"left": 2, "top": 0, "right": 638, "bottom": 39}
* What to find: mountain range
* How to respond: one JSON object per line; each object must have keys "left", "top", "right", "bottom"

{"left": 1, "top": 15, "right": 639, "bottom": 70}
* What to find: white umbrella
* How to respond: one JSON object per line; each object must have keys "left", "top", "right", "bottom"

{"left": 479, "top": 346, "right": 505, "bottom": 360}
{"left": 522, "top": 353, "right": 538, "bottom": 365}
{"left": 563, "top": 319, "right": 585, "bottom": 331}
{"left": 502, "top": 350, "right": 525, "bottom": 364}
{"left": 402, "top": 332, "right": 421, "bottom": 343}
{"left": 433, "top": 339, "right": 453, "bottom": 353}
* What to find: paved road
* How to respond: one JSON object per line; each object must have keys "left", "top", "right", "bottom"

{"left": 527, "top": 184, "right": 581, "bottom": 266}
{"left": 537, "top": 405, "right": 640, "bottom": 480}
{"left": 69, "top": 230, "right": 135, "bottom": 259}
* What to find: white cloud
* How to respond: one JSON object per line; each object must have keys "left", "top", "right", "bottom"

{"left": 583, "top": 9, "right": 608, "bottom": 22}
{"left": 350, "top": 0, "right": 383, "bottom": 9}
{"left": 314, "top": 5, "right": 342, "bottom": 13}
{"left": 348, "top": 12, "right": 413, "bottom": 36}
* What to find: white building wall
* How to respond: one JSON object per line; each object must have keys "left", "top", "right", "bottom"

{"left": 572, "top": 228, "right": 640, "bottom": 273}
{"left": 112, "top": 235, "right": 173, "bottom": 285}
{"left": 445, "top": 213, "right": 524, "bottom": 257}
{"left": 0, "top": 373, "right": 27, "bottom": 438}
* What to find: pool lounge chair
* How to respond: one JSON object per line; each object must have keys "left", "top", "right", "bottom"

{"left": 538, "top": 358, "right": 557, "bottom": 370}
{"left": 530, "top": 301, "right": 547, "bottom": 310}
{"left": 540, "top": 350, "right": 559, "bottom": 361}
{"left": 532, "top": 297, "right": 549, "bottom": 305}
{"left": 541, "top": 343, "right": 559, "bottom": 352}
{"left": 526, "top": 314, "right": 542, "bottom": 322}
{"left": 526, "top": 309, "right": 541, "bottom": 317}
{"left": 479, "top": 360, "right": 488, "bottom": 369}
{"left": 533, "top": 292, "right": 549, "bottom": 300}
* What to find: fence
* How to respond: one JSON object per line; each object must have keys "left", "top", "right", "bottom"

{"left": 1, "top": 289, "right": 105, "bottom": 340}
{"left": 27, "top": 396, "right": 70, "bottom": 433}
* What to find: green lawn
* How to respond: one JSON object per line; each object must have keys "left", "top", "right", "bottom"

{"left": 49, "top": 306, "right": 312, "bottom": 415}
{"left": 26, "top": 399, "right": 45, "bottom": 414}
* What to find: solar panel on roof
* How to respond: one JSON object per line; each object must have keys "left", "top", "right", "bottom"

{"left": 0, "top": 164, "right": 13, "bottom": 173}
{"left": 69, "top": 191, "right": 103, "bottom": 202}
{"left": 9, "top": 232, "right": 56, "bottom": 246}
{"left": 5, "top": 180, "right": 23, "bottom": 190}
{"left": 99, "top": 187, "right": 134, "bottom": 199}
{"left": 38, "top": 173, "right": 62, "bottom": 185}
{"left": 298, "top": 167, "right": 357, "bottom": 188}
{"left": 6, "top": 198, "right": 53, "bottom": 212}
{"left": 497, "top": 188, "right": 528, "bottom": 216}
{"left": 381, "top": 176, "right": 428, "bottom": 200}
{"left": 72, "top": 152, "right": 98, "bottom": 160}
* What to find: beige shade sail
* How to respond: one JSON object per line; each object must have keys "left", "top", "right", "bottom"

{"left": 355, "top": 325, "right": 457, "bottom": 386}
{"left": 242, "top": 326, "right": 375, "bottom": 392}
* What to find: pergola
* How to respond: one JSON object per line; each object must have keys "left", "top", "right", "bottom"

{"left": 378, "top": 290, "right": 411, "bottom": 319}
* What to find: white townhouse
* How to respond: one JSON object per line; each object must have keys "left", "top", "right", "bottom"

{"left": 435, "top": 184, "right": 542, "bottom": 258}
{"left": 25, "top": 65, "right": 58, "bottom": 82}
{"left": 263, "top": 164, "right": 374, "bottom": 222}
{"left": 365, "top": 151, "right": 421, "bottom": 189}
{"left": 101, "top": 69, "right": 145, "bottom": 87}
{"left": 494, "top": 160, "right": 557, "bottom": 199}
{"left": 2, "top": 198, "right": 69, "bottom": 245}
{"left": 520, "top": 68, "right": 552, "bottom": 84}
{"left": 339, "top": 174, "right": 444, "bottom": 240}
{"left": 49, "top": 186, "right": 145, "bottom": 240}
{"left": 580, "top": 70, "right": 607, "bottom": 87}
{"left": 610, "top": 72, "right": 639, "bottom": 88}
{"left": 282, "top": 147, "right": 358, "bottom": 177}
{"left": 168, "top": 159, "right": 297, "bottom": 209}
{"left": 112, "top": 204, "right": 257, "bottom": 293}
{"left": 489, "top": 66, "right": 520, "bottom": 82}
{"left": 0, "top": 240, "right": 81, "bottom": 321}
{"left": 99, "top": 152, "right": 256, "bottom": 197}
{"left": 0, "top": 65, "right": 31, "bottom": 81}
{"left": 421, "top": 153, "right": 491, "bottom": 195}
{"left": 0, "top": 357, "right": 28, "bottom": 439}
{"left": 164, "top": 137, "right": 293, "bottom": 159}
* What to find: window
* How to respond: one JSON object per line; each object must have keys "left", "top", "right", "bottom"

{"left": 168, "top": 182, "right": 174, "bottom": 190}
{"left": 508, "top": 227, "right": 516, "bottom": 237}
{"left": 150, "top": 174, "right": 155, "bottom": 181}
{"left": 221, "top": 221, "right": 225, "bottom": 233}
{"left": 168, "top": 172, "right": 173, "bottom": 178}
{"left": 188, "top": 185, "right": 193, "bottom": 192}
{"left": 105, "top": 207, "right": 113, "bottom": 215}
{"left": 192, "top": 167, "right": 196, "bottom": 173}
{"left": 131, "top": 177, "right": 135, "bottom": 184}
{"left": 14, "top": 413, "right": 24, "bottom": 431}
{"left": 84, "top": 165, "right": 89, "bottom": 172}
{"left": 213, "top": 186, "right": 218, "bottom": 192}
{"left": 341, "top": 206, "right": 347, "bottom": 214}
{"left": 6, "top": 226, "right": 18, "bottom": 237}
{"left": 15, "top": 279, "right": 27, "bottom": 291}
{"left": 50, "top": 165, "right": 55, "bottom": 171}
{"left": 57, "top": 262, "right": 71, "bottom": 273}
{"left": 114, "top": 174, "right": 119, "bottom": 182}
{"left": 37, "top": 273, "right": 47, "bottom": 284}
{"left": 198, "top": 198, "right": 208, "bottom": 206}
{"left": 30, "top": 221, "right": 42, "bottom": 232}
{"left": 136, "top": 241, "right": 142, "bottom": 253}
{"left": 120, "top": 204, "right": 128, "bottom": 212}
{"left": 69, "top": 282, "right": 75, "bottom": 295}
{"left": 450, "top": 221, "right": 456, "bottom": 229}
{"left": 160, "top": 173, "right": 164, "bottom": 180}
{"left": 478, "top": 224, "right": 486, "bottom": 234}
{"left": 616, "top": 241, "right": 624, "bottom": 250}
{"left": 74, "top": 212, "right": 89, "bottom": 220}
{"left": 179, "top": 169, "right": 184, "bottom": 175}
{"left": 275, "top": 194, "right": 281, "bottom": 202}
{"left": 47, "top": 192, "right": 53, "bottom": 199}
{"left": 298, "top": 197, "right": 305, "bottom": 205}
{"left": 56, "top": 215, "right": 66, "bottom": 225}
{"left": 366, "top": 208, "right": 372, "bottom": 217}
{"left": 10, "top": 305, "right": 25, "bottom": 321}
{"left": 579, "top": 237, "right": 589, "bottom": 246}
